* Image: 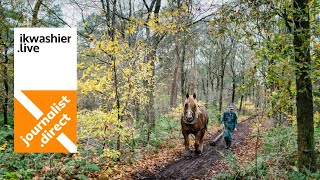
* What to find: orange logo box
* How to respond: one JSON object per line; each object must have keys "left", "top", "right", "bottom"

{"left": 14, "top": 90, "right": 77, "bottom": 153}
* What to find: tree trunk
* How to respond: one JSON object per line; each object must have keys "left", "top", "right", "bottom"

{"left": 206, "top": 68, "right": 209, "bottom": 105}
{"left": 31, "top": 0, "right": 42, "bottom": 26}
{"left": 230, "top": 57, "right": 236, "bottom": 104}
{"left": 180, "top": 33, "right": 186, "bottom": 103}
{"left": 252, "top": 87, "right": 255, "bottom": 104}
{"left": 100, "top": 0, "right": 111, "bottom": 35}
{"left": 239, "top": 51, "right": 246, "bottom": 112}
{"left": 256, "top": 86, "right": 260, "bottom": 108}
{"left": 214, "top": 75, "right": 219, "bottom": 107}
{"left": 293, "top": 0, "right": 315, "bottom": 171}
{"left": 102, "top": 0, "right": 121, "bottom": 150}
{"left": 201, "top": 76, "right": 207, "bottom": 103}
{"left": 231, "top": 75, "right": 236, "bottom": 104}
{"left": 218, "top": 54, "right": 226, "bottom": 113}
{"left": 2, "top": 53, "right": 9, "bottom": 125}
{"left": 179, "top": 2, "right": 186, "bottom": 103}
{"left": 113, "top": 0, "right": 123, "bottom": 151}
{"left": 109, "top": 0, "right": 121, "bottom": 151}
{"left": 170, "top": 42, "right": 179, "bottom": 108}
{"left": 208, "top": 58, "right": 215, "bottom": 106}
{"left": 209, "top": 74, "right": 215, "bottom": 106}
{"left": 218, "top": 73, "right": 224, "bottom": 113}
{"left": 0, "top": 27, "right": 9, "bottom": 125}
{"left": 145, "top": 0, "right": 161, "bottom": 142}
{"left": 146, "top": 49, "right": 156, "bottom": 142}
{"left": 239, "top": 94, "right": 244, "bottom": 112}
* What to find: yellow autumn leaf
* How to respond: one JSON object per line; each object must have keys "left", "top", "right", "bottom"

{"left": 0, "top": 143, "right": 7, "bottom": 151}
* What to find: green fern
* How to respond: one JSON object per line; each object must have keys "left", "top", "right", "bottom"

{"left": 84, "top": 163, "right": 100, "bottom": 172}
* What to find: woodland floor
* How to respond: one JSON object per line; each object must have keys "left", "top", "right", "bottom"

{"left": 130, "top": 115, "right": 258, "bottom": 180}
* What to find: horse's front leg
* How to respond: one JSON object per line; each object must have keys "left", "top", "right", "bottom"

{"left": 199, "top": 129, "right": 206, "bottom": 153}
{"left": 182, "top": 131, "right": 190, "bottom": 151}
{"left": 195, "top": 131, "right": 202, "bottom": 154}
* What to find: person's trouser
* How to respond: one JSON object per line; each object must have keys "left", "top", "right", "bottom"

{"left": 224, "top": 137, "right": 231, "bottom": 148}
{"left": 224, "top": 128, "right": 234, "bottom": 148}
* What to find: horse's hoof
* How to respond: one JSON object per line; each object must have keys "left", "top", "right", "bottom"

{"left": 195, "top": 149, "right": 202, "bottom": 155}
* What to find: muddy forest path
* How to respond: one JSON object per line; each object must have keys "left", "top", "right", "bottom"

{"left": 132, "top": 115, "right": 257, "bottom": 180}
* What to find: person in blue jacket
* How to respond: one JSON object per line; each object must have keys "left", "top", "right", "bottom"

{"left": 221, "top": 105, "right": 238, "bottom": 149}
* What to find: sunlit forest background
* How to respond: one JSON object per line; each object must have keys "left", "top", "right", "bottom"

{"left": 0, "top": 0, "right": 319, "bottom": 179}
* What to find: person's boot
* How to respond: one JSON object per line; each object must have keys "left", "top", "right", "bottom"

{"left": 224, "top": 137, "right": 230, "bottom": 149}
{"left": 227, "top": 141, "right": 231, "bottom": 149}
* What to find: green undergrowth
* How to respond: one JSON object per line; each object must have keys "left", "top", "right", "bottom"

{"left": 214, "top": 124, "right": 320, "bottom": 180}
{"left": 135, "top": 114, "right": 181, "bottom": 152}
{"left": 0, "top": 125, "right": 102, "bottom": 179}
{"left": 0, "top": 108, "right": 183, "bottom": 179}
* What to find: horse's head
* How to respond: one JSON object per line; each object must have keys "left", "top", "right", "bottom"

{"left": 183, "top": 93, "right": 198, "bottom": 124}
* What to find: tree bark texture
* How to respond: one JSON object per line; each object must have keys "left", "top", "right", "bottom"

{"left": 293, "top": 0, "right": 315, "bottom": 171}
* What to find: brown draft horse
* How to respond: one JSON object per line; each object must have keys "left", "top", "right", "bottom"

{"left": 181, "top": 93, "right": 209, "bottom": 154}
